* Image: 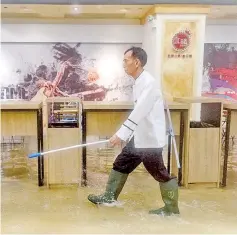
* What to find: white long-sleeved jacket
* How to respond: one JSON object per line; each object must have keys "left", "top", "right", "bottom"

{"left": 116, "top": 70, "right": 166, "bottom": 148}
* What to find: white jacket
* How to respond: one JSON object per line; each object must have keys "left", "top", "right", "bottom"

{"left": 116, "top": 70, "right": 166, "bottom": 148}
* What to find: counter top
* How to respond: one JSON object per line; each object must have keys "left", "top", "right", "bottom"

{"left": 173, "top": 96, "right": 225, "bottom": 104}
{"left": 223, "top": 102, "right": 237, "bottom": 110}
{"left": 82, "top": 101, "right": 190, "bottom": 110}
{"left": 1, "top": 100, "right": 42, "bottom": 110}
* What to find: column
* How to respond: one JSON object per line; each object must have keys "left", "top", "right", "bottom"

{"left": 142, "top": 5, "right": 210, "bottom": 120}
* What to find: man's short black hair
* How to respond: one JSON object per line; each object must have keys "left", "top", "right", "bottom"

{"left": 124, "top": 47, "right": 147, "bottom": 67}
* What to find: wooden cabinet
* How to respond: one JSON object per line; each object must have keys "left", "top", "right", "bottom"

{"left": 188, "top": 128, "right": 220, "bottom": 183}
{"left": 174, "top": 97, "right": 223, "bottom": 187}
{"left": 47, "top": 128, "right": 81, "bottom": 185}
{"left": 43, "top": 98, "right": 82, "bottom": 187}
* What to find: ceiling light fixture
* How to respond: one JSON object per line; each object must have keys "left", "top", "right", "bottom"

{"left": 212, "top": 8, "right": 221, "bottom": 12}
{"left": 120, "top": 8, "right": 129, "bottom": 13}
{"left": 20, "top": 6, "right": 30, "bottom": 11}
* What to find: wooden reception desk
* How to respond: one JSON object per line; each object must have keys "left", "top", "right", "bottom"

{"left": 1, "top": 101, "right": 44, "bottom": 186}
{"left": 81, "top": 101, "right": 191, "bottom": 187}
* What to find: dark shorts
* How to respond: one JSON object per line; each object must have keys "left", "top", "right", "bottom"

{"left": 113, "top": 138, "right": 174, "bottom": 183}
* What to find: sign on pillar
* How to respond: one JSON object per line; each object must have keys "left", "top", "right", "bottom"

{"left": 142, "top": 5, "right": 210, "bottom": 120}
{"left": 162, "top": 22, "right": 196, "bottom": 98}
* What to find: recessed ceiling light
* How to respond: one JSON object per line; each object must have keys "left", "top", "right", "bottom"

{"left": 120, "top": 8, "right": 130, "bottom": 13}
{"left": 70, "top": 5, "right": 81, "bottom": 14}
{"left": 20, "top": 6, "right": 30, "bottom": 11}
{"left": 212, "top": 8, "right": 221, "bottom": 12}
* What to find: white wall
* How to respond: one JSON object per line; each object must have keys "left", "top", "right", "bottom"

{"left": 205, "top": 20, "right": 237, "bottom": 43}
{"left": 1, "top": 21, "right": 237, "bottom": 44}
{"left": 143, "top": 20, "right": 157, "bottom": 78}
{"left": 1, "top": 23, "right": 143, "bottom": 43}
{"left": 205, "top": 25, "right": 237, "bottom": 43}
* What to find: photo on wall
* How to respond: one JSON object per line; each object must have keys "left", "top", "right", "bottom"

{"left": 202, "top": 43, "right": 237, "bottom": 101}
{"left": 0, "top": 42, "right": 141, "bottom": 102}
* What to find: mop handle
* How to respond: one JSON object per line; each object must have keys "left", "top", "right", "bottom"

{"left": 164, "top": 101, "right": 181, "bottom": 169}
{"left": 28, "top": 140, "right": 110, "bottom": 158}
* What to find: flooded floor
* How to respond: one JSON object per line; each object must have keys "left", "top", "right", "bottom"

{"left": 1, "top": 162, "right": 237, "bottom": 234}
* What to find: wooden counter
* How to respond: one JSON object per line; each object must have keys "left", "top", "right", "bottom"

{"left": 81, "top": 101, "right": 190, "bottom": 187}
{"left": 1, "top": 100, "right": 44, "bottom": 186}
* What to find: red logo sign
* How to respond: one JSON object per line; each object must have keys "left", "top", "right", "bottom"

{"left": 172, "top": 30, "right": 191, "bottom": 52}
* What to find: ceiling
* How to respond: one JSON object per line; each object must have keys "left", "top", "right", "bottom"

{"left": 1, "top": 5, "right": 151, "bottom": 20}
{"left": 1, "top": 0, "right": 237, "bottom": 5}
{"left": 1, "top": 4, "right": 237, "bottom": 22}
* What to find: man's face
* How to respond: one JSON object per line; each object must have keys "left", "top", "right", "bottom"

{"left": 123, "top": 50, "right": 140, "bottom": 76}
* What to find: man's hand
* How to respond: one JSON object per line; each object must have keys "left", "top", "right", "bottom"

{"left": 109, "top": 135, "right": 122, "bottom": 147}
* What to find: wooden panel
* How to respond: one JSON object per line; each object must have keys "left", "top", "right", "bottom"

{"left": 1, "top": 111, "right": 37, "bottom": 136}
{"left": 188, "top": 128, "right": 220, "bottom": 183}
{"left": 167, "top": 112, "right": 180, "bottom": 136}
{"left": 230, "top": 110, "right": 237, "bottom": 137}
{"left": 87, "top": 112, "right": 129, "bottom": 137}
{"left": 170, "top": 111, "right": 190, "bottom": 186}
{"left": 171, "top": 135, "right": 180, "bottom": 177}
{"left": 47, "top": 128, "right": 81, "bottom": 185}
{"left": 183, "top": 111, "right": 190, "bottom": 187}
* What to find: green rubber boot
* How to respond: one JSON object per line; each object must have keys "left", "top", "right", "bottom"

{"left": 149, "top": 178, "right": 180, "bottom": 216}
{"left": 88, "top": 169, "right": 128, "bottom": 205}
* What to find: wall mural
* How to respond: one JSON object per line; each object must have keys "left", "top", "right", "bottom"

{"left": 202, "top": 43, "right": 237, "bottom": 101}
{"left": 0, "top": 43, "right": 140, "bottom": 102}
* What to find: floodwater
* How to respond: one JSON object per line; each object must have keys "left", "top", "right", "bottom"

{"left": 1, "top": 146, "right": 237, "bottom": 234}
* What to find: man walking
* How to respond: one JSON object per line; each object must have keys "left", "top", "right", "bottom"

{"left": 88, "top": 47, "right": 180, "bottom": 216}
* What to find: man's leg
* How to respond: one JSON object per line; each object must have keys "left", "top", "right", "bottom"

{"left": 141, "top": 149, "right": 180, "bottom": 216}
{"left": 88, "top": 139, "right": 142, "bottom": 205}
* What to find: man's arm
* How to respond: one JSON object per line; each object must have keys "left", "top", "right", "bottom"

{"left": 115, "top": 80, "right": 161, "bottom": 142}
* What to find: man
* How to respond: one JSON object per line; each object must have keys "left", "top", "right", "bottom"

{"left": 88, "top": 47, "right": 180, "bottom": 216}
